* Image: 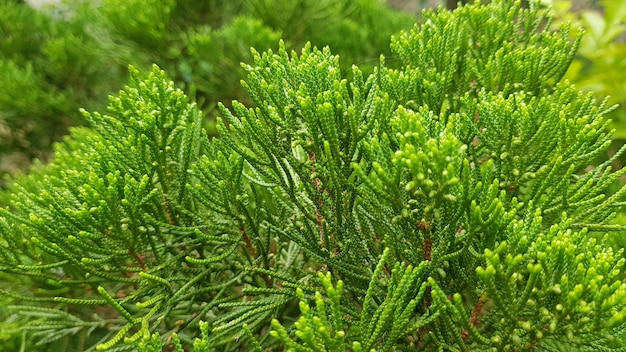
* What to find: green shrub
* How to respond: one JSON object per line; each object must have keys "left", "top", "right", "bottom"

{"left": 1, "top": 1, "right": 625, "bottom": 351}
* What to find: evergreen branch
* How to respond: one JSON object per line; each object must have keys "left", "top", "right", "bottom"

{"left": 96, "top": 323, "right": 134, "bottom": 351}
{"left": 97, "top": 286, "right": 135, "bottom": 324}
{"left": 2, "top": 1, "right": 626, "bottom": 350}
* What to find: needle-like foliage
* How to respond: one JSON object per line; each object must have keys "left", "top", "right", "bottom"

{"left": 1, "top": 1, "right": 625, "bottom": 351}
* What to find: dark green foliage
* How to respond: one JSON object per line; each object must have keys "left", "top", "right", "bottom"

{"left": 1, "top": 1, "right": 625, "bottom": 351}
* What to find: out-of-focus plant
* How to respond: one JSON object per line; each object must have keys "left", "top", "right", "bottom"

{"left": 0, "top": 0, "right": 122, "bottom": 163}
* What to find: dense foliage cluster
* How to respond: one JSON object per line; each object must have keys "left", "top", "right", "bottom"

{"left": 1, "top": 1, "right": 625, "bottom": 351}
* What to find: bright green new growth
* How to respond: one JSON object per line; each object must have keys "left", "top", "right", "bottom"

{"left": 1, "top": 1, "right": 625, "bottom": 351}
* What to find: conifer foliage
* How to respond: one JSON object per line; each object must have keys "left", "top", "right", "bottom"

{"left": 1, "top": 1, "right": 626, "bottom": 351}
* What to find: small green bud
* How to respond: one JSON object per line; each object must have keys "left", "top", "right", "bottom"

{"left": 549, "top": 321, "right": 557, "bottom": 333}
{"left": 511, "top": 335, "right": 522, "bottom": 345}
{"left": 476, "top": 265, "right": 495, "bottom": 279}
{"left": 527, "top": 263, "right": 541, "bottom": 274}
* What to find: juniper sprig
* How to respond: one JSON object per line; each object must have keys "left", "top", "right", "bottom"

{"left": 0, "top": 1, "right": 625, "bottom": 351}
